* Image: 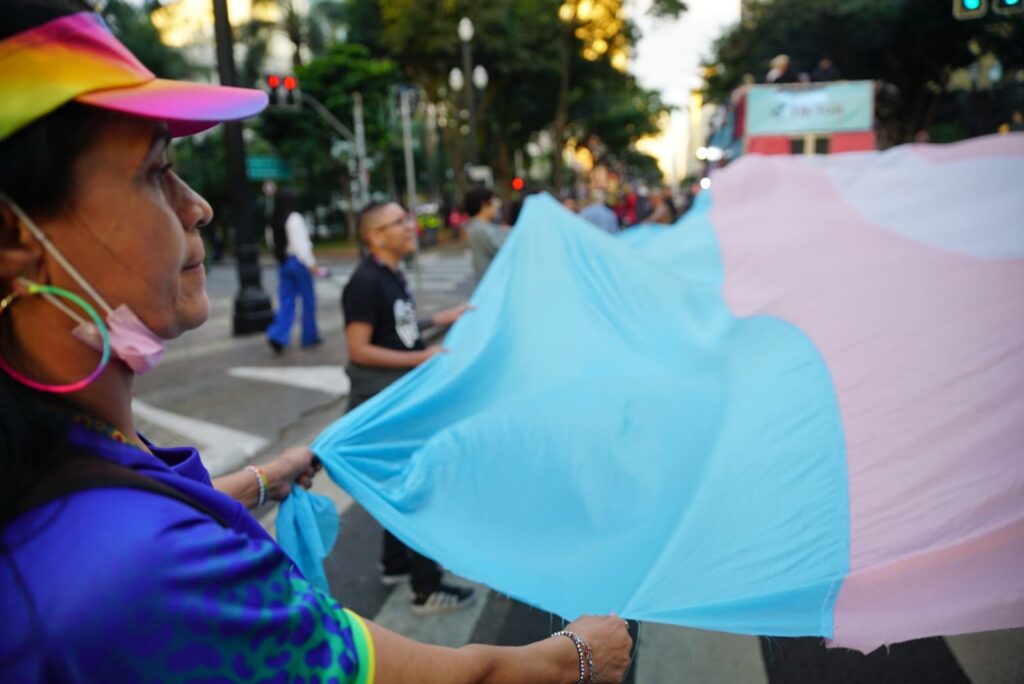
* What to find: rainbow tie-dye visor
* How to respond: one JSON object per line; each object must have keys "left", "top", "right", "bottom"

{"left": 0, "top": 12, "right": 267, "bottom": 141}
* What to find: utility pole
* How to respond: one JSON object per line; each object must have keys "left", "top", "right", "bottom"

{"left": 212, "top": 0, "right": 273, "bottom": 336}
{"left": 353, "top": 93, "right": 370, "bottom": 208}
{"left": 425, "top": 102, "right": 440, "bottom": 201}
{"left": 400, "top": 88, "right": 417, "bottom": 212}
{"left": 399, "top": 87, "right": 422, "bottom": 293}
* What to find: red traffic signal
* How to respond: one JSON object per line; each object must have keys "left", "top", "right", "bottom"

{"left": 512, "top": 176, "right": 525, "bottom": 191}
{"left": 265, "top": 74, "right": 301, "bottom": 110}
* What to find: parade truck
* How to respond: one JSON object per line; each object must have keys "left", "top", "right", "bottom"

{"left": 707, "top": 80, "right": 877, "bottom": 160}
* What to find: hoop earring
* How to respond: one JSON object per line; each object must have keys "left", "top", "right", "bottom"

{"left": 0, "top": 282, "right": 110, "bottom": 394}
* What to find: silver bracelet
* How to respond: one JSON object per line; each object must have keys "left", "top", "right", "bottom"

{"left": 551, "top": 630, "right": 594, "bottom": 684}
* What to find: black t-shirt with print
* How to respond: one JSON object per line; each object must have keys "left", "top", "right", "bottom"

{"left": 341, "top": 257, "right": 424, "bottom": 352}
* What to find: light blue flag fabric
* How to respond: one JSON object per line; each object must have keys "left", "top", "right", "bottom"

{"left": 276, "top": 486, "right": 340, "bottom": 593}
{"left": 292, "top": 192, "right": 849, "bottom": 637}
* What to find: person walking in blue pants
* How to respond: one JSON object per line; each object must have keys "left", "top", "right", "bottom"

{"left": 267, "top": 189, "right": 322, "bottom": 353}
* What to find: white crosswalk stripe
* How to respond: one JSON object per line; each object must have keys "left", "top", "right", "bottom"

{"left": 132, "top": 399, "right": 268, "bottom": 476}
{"left": 228, "top": 365, "right": 351, "bottom": 396}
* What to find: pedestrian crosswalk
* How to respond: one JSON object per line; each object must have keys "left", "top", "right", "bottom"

{"left": 131, "top": 246, "right": 1024, "bottom": 683}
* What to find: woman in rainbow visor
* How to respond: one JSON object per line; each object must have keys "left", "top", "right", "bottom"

{"left": 0, "top": 2, "right": 632, "bottom": 682}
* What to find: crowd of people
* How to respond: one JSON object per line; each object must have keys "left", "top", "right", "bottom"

{"left": 563, "top": 184, "right": 685, "bottom": 233}
{"left": 0, "top": 1, "right": 633, "bottom": 681}
{"left": 765, "top": 54, "right": 844, "bottom": 85}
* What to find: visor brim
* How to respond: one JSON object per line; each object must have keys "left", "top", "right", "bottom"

{"left": 76, "top": 78, "right": 268, "bottom": 137}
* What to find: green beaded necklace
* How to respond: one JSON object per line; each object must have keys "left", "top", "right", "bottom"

{"left": 72, "top": 413, "right": 148, "bottom": 453}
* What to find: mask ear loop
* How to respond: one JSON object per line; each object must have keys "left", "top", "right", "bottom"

{"left": 0, "top": 192, "right": 114, "bottom": 318}
{"left": 0, "top": 282, "right": 111, "bottom": 394}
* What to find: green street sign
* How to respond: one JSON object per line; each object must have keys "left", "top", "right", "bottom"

{"left": 245, "top": 155, "right": 294, "bottom": 181}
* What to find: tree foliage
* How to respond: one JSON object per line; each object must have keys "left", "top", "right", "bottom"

{"left": 648, "top": 0, "right": 687, "bottom": 20}
{"left": 337, "top": 0, "right": 676, "bottom": 194}
{"left": 569, "top": 55, "right": 668, "bottom": 152}
{"left": 104, "top": 0, "right": 191, "bottom": 79}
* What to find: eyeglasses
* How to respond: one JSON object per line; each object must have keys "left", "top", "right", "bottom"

{"left": 373, "top": 213, "right": 415, "bottom": 232}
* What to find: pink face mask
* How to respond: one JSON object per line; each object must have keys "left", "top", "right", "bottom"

{"left": 3, "top": 196, "right": 167, "bottom": 374}
{"left": 70, "top": 305, "right": 165, "bottom": 374}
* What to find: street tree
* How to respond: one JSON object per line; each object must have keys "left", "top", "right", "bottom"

{"left": 340, "top": 0, "right": 680, "bottom": 197}
{"left": 246, "top": 0, "right": 348, "bottom": 69}
{"left": 570, "top": 55, "right": 669, "bottom": 155}
{"left": 550, "top": 0, "right": 685, "bottom": 190}
{"left": 104, "top": 0, "right": 191, "bottom": 79}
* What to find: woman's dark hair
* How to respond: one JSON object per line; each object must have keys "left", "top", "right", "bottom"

{"left": 269, "top": 188, "right": 300, "bottom": 265}
{"left": 464, "top": 186, "right": 495, "bottom": 217}
{"left": 0, "top": 0, "right": 107, "bottom": 527}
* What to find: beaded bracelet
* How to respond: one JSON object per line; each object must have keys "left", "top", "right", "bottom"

{"left": 247, "top": 465, "right": 269, "bottom": 507}
{"left": 551, "top": 630, "right": 594, "bottom": 684}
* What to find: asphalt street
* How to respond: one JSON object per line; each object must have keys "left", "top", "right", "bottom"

{"left": 133, "top": 245, "right": 1023, "bottom": 683}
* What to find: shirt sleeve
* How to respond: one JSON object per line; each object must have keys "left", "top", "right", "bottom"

{"left": 61, "top": 498, "right": 377, "bottom": 684}
{"left": 342, "top": 271, "right": 379, "bottom": 328}
{"left": 286, "top": 212, "right": 317, "bottom": 268}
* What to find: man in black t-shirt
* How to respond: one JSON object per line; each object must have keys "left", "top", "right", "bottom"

{"left": 342, "top": 200, "right": 474, "bottom": 614}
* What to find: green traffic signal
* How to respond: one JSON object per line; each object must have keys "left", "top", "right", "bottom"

{"left": 953, "top": 0, "right": 988, "bottom": 18}
{"left": 993, "top": 0, "right": 1024, "bottom": 14}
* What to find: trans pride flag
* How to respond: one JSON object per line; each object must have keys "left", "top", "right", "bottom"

{"left": 299, "top": 134, "right": 1024, "bottom": 652}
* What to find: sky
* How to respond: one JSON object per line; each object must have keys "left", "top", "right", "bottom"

{"left": 629, "top": 0, "right": 741, "bottom": 181}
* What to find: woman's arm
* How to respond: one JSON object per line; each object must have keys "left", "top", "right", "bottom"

{"left": 366, "top": 614, "right": 632, "bottom": 684}
{"left": 213, "top": 446, "right": 320, "bottom": 509}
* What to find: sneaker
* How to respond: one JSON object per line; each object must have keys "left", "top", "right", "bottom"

{"left": 377, "top": 562, "right": 411, "bottom": 587}
{"left": 268, "top": 339, "right": 284, "bottom": 355}
{"left": 410, "top": 585, "right": 477, "bottom": 615}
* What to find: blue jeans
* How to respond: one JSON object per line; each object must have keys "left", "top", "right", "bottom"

{"left": 267, "top": 256, "right": 320, "bottom": 347}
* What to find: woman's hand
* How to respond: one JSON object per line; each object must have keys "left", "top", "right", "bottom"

{"left": 264, "top": 446, "right": 322, "bottom": 500}
{"left": 563, "top": 615, "right": 633, "bottom": 683}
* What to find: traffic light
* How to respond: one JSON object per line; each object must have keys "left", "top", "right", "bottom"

{"left": 953, "top": 0, "right": 988, "bottom": 19}
{"left": 266, "top": 74, "right": 301, "bottom": 110}
{"left": 993, "top": 0, "right": 1023, "bottom": 14}
{"left": 512, "top": 176, "right": 525, "bottom": 192}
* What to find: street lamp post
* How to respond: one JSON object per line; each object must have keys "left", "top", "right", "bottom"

{"left": 212, "top": 0, "right": 273, "bottom": 336}
{"left": 458, "top": 18, "right": 478, "bottom": 166}
{"left": 448, "top": 17, "right": 492, "bottom": 170}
